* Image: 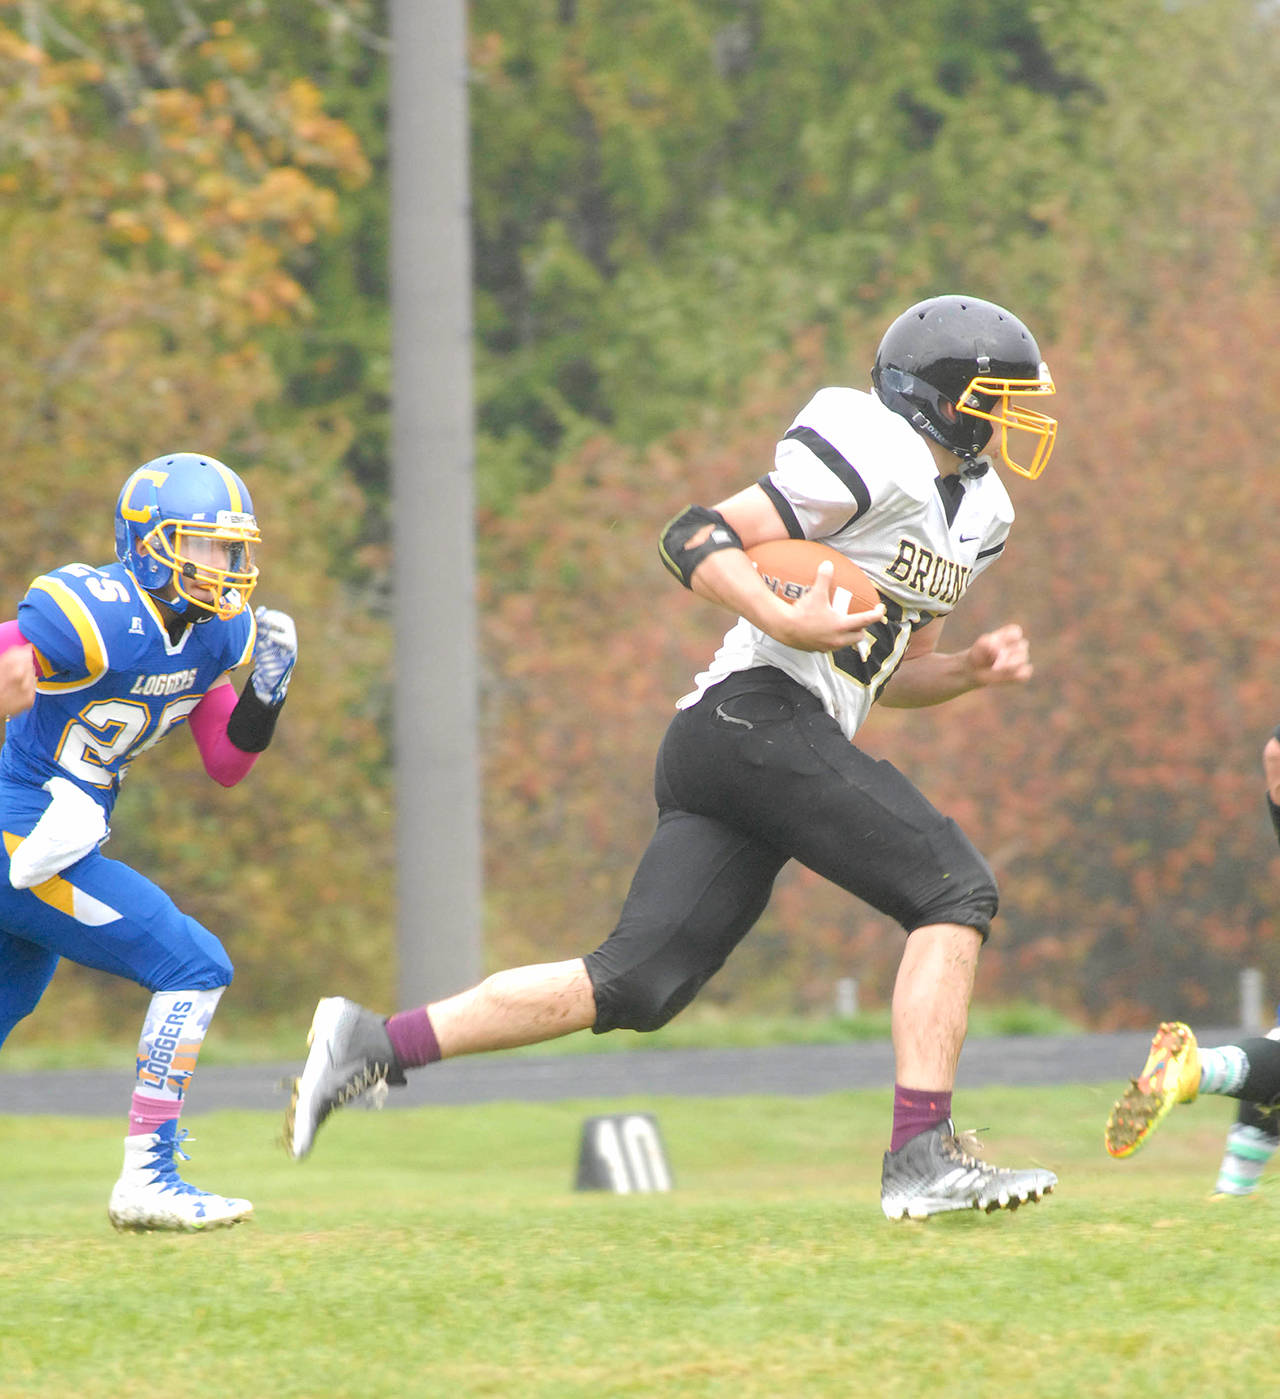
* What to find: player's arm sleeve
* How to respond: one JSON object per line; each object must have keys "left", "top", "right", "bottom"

{"left": 16, "top": 575, "right": 108, "bottom": 684}
{"left": 967, "top": 526, "right": 1012, "bottom": 583}
{"left": 758, "top": 393, "right": 880, "bottom": 540}
{"left": 0, "top": 619, "right": 29, "bottom": 653}
{"left": 189, "top": 677, "right": 259, "bottom": 787}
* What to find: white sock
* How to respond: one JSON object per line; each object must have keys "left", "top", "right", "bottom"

{"left": 128, "top": 987, "right": 224, "bottom": 1135}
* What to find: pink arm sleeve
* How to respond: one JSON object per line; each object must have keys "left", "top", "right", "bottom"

{"left": 189, "top": 682, "right": 259, "bottom": 788}
{"left": 0, "top": 619, "right": 30, "bottom": 653}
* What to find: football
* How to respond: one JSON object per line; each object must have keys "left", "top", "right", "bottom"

{"left": 746, "top": 539, "right": 880, "bottom": 615}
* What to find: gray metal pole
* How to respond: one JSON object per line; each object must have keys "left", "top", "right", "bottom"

{"left": 389, "top": 0, "right": 482, "bottom": 1005}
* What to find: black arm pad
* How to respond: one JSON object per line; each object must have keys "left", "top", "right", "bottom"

{"left": 658, "top": 504, "right": 744, "bottom": 589}
{"left": 226, "top": 682, "right": 284, "bottom": 754}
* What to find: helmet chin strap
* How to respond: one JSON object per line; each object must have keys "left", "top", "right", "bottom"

{"left": 150, "top": 583, "right": 215, "bottom": 627}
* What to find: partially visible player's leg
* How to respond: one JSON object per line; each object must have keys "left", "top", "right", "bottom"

{"left": 285, "top": 967, "right": 597, "bottom": 1162}
{"left": 287, "top": 956, "right": 600, "bottom": 1159}
{"left": 0, "top": 930, "right": 59, "bottom": 1052}
{"left": 1105, "top": 1022, "right": 1202, "bottom": 1159}
{"left": 1213, "top": 1100, "right": 1280, "bottom": 1198}
{"left": 430, "top": 959, "right": 598, "bottom": 1055}
{"left": 0, "top": 846, "right": 250, "bottom": 1230}
{"left": 890, "top": 922, "right": 980, "bottom": 1098}
{"left": 1107, "top": 1019, "right": 1280, "bottom": 1187}
{"left": 287, "top": 681, "right": 794, "bottom": 1159}
{"left": 1105, "top": 1024, "right": 1280, "bottom": 1162}
{"left": 1214, "top": 1022, "right": 1280, "bottom": 1197}
{"left": 286, "top": 805, "right": 785, "bottom": 1159}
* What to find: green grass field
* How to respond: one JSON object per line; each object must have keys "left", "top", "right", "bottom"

{"left": 2, "top": 1085, "right": 1272, "bottom": 1399}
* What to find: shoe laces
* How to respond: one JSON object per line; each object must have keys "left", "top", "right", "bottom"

{"left": 335, "top": 1060, "right": 392, "bottom": 1110}
{"left": 145, "top": 1129, "right": 209, "bottom": 1195}
{"left": 944, "top": 1126, "right": 988, "bottom": 1168}
{"left": 148, "top": 1127, "right": 193, "bottom": 1167}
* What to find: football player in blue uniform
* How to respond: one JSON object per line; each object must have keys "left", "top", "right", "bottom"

{"left": 1106, "top": 728, "right": 1280, "bottom": 1195}
{"left": 0, "top": 453, "right": 297, "bottom": 1231}
{"left": 286, "top": 295, "right": 1061, "bottom": 1219}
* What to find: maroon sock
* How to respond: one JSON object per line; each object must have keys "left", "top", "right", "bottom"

{"left": 384, "top": 1007, "right": 441, "bottom": 1069}
{"left": 890, "top": 1084, "right": 952, "bottom": 1152}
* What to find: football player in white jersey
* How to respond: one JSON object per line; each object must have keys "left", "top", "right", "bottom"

{"left": 1106, "top": 728, "right": 1280, "bottom": 1196}
{"left": 287, "top": 295, "right": 1059, "bottom": 1220}
{"left": 0, "top": 454, "right": 297, "bottom": 1231}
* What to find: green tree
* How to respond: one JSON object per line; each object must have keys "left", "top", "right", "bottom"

{"left": 0, "top": 0, "right": 395, "bottom": 1036}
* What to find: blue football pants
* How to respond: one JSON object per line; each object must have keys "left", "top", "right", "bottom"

{"left": 0, "top": 781, "right": 232, "bottom": 1049}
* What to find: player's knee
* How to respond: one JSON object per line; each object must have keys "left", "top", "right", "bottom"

{"left": 908, "top": 827, "right": 999, "bottom": 940}
{"left": 607, "top": 983, "right": 687, "bottom": 1033}
{"left": 149, "top": 925, "right": 234, "bottom": 992}
{"left": 590, "top": 964, "right": 704, "bottom": 1034}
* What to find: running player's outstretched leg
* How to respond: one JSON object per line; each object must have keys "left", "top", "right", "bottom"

{"left": 285, "top": 960, "right": 597, "bottom": 1159}
{"left": 1105, "top": 1022, "right": 1201, "bottom": 1159}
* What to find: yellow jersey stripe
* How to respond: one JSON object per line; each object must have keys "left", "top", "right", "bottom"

{"left": 3, "top": 832, "right": 119, "bottom": 924}
{"left": 28, "top": 576, "right": 109, "bottom": 691}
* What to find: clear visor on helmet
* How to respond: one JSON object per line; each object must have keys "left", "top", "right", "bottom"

{"left": 143, "top": 511, "right": 261, "bottom": 618}
{"left": 956, "top": 368, "right": 1057, "bottom": 480}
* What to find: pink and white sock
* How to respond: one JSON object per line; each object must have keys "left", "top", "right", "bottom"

{"left": 127, "top": 987, "right": 224, "bottom": 1136}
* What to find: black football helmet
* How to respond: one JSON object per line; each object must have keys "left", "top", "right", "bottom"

{"left": 871, "top": 295, "right": 1057, "bottom": 479}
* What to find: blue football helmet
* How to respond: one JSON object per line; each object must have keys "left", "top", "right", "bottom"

{"left": 114, "top": 453, "right": 261, "bottom": 619}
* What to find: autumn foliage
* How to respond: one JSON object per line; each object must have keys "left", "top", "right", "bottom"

{"left": 3, "top": 1, "right": 1280, "bottom": 1041}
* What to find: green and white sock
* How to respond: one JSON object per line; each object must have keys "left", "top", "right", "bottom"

{"left": 1198, "top": 1045, "right": 1249, "bottom": 1096}
{"left": 1214, "top": 1123, "right": 1278, "bottom": 1195}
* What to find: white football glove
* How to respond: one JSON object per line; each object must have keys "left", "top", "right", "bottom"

{"left": 250, "top": 606, "right": 297, "bottom": 706}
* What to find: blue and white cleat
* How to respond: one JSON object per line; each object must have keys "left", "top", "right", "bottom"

{"left": 108, "top": 1120, "right": 253, "bottom": 1232}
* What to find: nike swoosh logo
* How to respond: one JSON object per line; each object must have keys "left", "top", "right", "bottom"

{"left": 959, "top": 534, "right": 980, "bottom": 543}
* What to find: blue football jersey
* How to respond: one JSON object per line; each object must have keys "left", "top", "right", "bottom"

{"left": 0, "top": 562, "right": 255, "bottom": 813}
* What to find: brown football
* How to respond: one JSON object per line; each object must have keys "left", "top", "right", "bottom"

{"left": 746, "top": 539, "right": 881, "bottom": 614}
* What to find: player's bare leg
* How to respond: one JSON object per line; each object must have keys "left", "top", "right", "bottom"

{"left": 429, "top": 959, "right": 596, "bottom": 1056}
{"left": 880, "top": 921, "right": 1056, "bottom": 1219}
{"left": 890, "top": 922, "right": 978, "bottom": 1092}
{"left": 285, "top": 960, "right": 596, "bottom": 1159}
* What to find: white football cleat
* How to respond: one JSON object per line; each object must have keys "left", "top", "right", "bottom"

{"left": 108, "top": 1120, "right": 253, "bottom": 1232}
{"left": 881, "top": 1119, "right": 1056, "bottom": 1220}
{"left": 284, "top": 996, "right": 406, "bottom": 1160}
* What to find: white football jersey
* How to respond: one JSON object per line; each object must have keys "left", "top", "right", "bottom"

{"left": 677, "top": 386, "right": 1015, "bottom": 740}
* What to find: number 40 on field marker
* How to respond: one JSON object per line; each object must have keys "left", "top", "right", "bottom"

{"left": 574, "top": 1113, "right": 674, "bottom": 1193}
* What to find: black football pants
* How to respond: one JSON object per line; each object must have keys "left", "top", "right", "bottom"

{"left": 585, "top": 666, "right": 997, "bottom": 1033}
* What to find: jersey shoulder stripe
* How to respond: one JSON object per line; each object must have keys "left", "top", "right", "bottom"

{"left": 756, "top": 476, "right": 806, "bottom": 539}
{"left": 781, "top": 426, "right": 872, "bottom": 527}
{"left": 22, "top": 574, "right": 109, "bottom": 692}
